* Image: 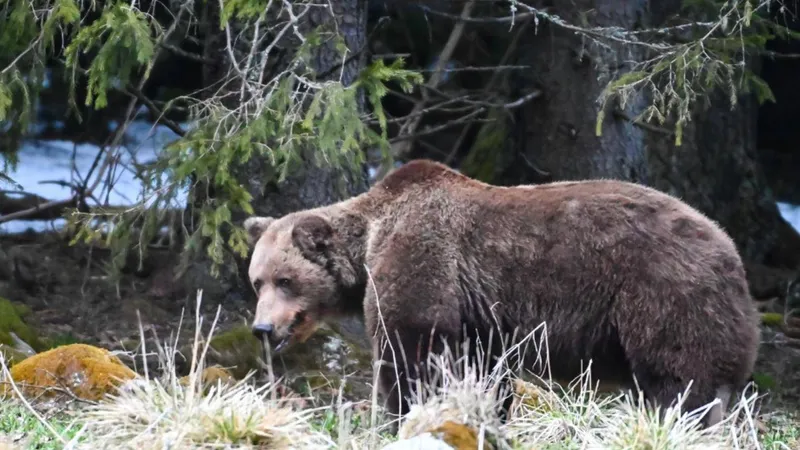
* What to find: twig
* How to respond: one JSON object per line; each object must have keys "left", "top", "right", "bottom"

{"left": 388, "top": 107, "right": 487, "bottom": 144}
{"left": 612, "top": 109, "right": 675, "bottom": 136}
{"left": 158, "top": 42, "right": 216, "bottom": 65}
{"left": 417, "top": 4, "right": 540, "bottom": 24}
{"left": 416, "top": 64, "right": 531, "bottom": 73}
{"left": 502, "top": 89, "right": 542, "bottom": 108}
{"left": 389, "top": 0, "right": 477, "bottom": 166}
{"left": 121, "top": 85, "right": 186, "bottom": 137}
{"left": 760, "top": 50, "right": 800, "bottom": 59}
{"left": 61, "top": 61, "right": 187, "bottom": 139}
{"left": 519, "top": 153, "right": 551, "bottom": 178}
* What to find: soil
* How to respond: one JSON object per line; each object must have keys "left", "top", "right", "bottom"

{"left": 1, "top": 228, "right": 800, "bottom": 420}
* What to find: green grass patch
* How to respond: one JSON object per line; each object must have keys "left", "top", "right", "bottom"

{"left": 0, "top": 402, "right": 86, "bottom": 449}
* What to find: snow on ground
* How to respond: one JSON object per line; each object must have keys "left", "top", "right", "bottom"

{"left": 0, "top": 120, "right": 186, "bottom": 234}
{"left": 778, "top": 202, "right": 800, "bottom": 233}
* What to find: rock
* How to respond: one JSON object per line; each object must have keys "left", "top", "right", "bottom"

{"left": 5, "top": 344, "right": 138, "bottom": 401}
{"left": 190, "top": 325, "right": 263, "bottom": 380}
{"left": 189, "top": 323, "right": 374, "bottom": 401}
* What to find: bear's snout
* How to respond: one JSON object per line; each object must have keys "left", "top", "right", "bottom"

{"left": 252, "top": 320, "right": 292, "bottom": 352}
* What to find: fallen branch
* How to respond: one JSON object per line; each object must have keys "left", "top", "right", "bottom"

{"left": 0, "top": 190, "right": 180, "bottom": 225}
{"left": 0, "top": 192, "right": 78, "bottom": 223}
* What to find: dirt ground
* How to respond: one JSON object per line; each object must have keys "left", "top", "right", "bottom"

{"left": 2, "top": 228, "right": 800, "bottom": 419}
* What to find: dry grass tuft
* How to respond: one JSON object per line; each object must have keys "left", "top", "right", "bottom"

{"left": 71, "top": 290, "right": 334, "bottom": 450}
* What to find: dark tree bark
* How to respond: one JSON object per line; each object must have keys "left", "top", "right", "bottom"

{"left": 180, "top": 0, "right": 371, "bottom": 309}
{"left": 505, "top": 0, "right": 800, "bottom": 273}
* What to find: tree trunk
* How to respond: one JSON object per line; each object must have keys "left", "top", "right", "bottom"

{"left": 507, "top": 0, "right": 800, "bottom": 272}
{"left": 180, "top": 0, "right": 370, "bottom": 308}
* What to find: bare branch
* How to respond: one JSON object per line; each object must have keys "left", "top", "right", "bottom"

{"left": 390, "top": 0, "right": 478, "bottom": 165}
{"left": 389, "top": 107, "right": 488, "bottom": 144}
{"left": 158, "top": 42, "right": 216, "bottom": 64}
{"left": 416, "top": 4, "right": 540, "bottom": 24}
{"left": 444, "top": 14, "right": 534, "bottom": 165}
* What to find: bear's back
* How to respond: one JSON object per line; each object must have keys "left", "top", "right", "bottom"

{"left": 374, "top": 160, "right": 735, "bottom": 259}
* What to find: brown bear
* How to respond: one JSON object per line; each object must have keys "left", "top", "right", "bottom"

{"left": 243, "top": 159, "right": 760, "bottom": 429}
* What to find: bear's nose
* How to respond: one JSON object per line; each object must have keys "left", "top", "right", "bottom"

{"left": 251, "top": 323, "right": 274, "bottom": 341}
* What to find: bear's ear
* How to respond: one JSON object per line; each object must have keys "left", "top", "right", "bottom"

{"left": 243, "top": 216, "right": 275, "bottom": 244}
{"left": 291, "top": 214, "right": 332, "bottom": 254}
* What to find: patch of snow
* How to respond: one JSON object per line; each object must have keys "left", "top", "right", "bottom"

{"left": 778, "top": 202, "right": 800, "bottom": 233}
{"left": 0, "top": 120, "right": 188, "bottom": 235}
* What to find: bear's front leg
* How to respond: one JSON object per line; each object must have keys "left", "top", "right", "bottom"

{"left": 369, "top": 316, "right": 459, "bottom": 434}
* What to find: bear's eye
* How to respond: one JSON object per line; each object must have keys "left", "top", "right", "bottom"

{"left": 276, "top": 277, "right": 292, "bottom": 289}
{"left": 252, "top": 279, "right": 264, "bottom": 292}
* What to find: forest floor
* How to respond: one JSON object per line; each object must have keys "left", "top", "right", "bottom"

{"left": 0, "top": 229, "right": 799, "bottom": 449}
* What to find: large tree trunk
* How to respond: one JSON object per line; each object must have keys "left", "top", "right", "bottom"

{"left": 507, "top": 0, "right": 800, "bottom": 272}
{"left": 180, "top": 0, "right": 370, "bottom": 309}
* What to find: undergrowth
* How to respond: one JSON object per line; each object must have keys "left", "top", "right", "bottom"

{"left": 0, "top": 290, "right": 796, "bottom": 449}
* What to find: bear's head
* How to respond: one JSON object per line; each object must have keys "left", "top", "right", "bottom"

{"left": 243, "top": 212, "right": 364, "bottom": 353}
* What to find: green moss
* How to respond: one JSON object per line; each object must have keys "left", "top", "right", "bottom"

{"left": 752, "top": 372, "right": 778, "bottom": 391}
{"left": 0, "top": 403, "right": 88, "bottom": 450}
{"left": 201, "top": 325, "right": 262, "bottom": 380}
{"left": 459, "top": 108, "right": 509, "bottom": 184}
{"left": 761, "top": 312, "right": 784, "bottom": 327}
{"left": 0, "top": 297, "right": 44, "bottom": 353}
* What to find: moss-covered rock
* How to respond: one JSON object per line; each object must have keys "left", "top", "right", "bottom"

{"left": 198, "top": 322, "right": 374, "bottom": 400}
{"left": 5, "top": 344, "right": 138, "bottom": 401}
{"left": 201, "top": 325, "right": 263, "bottom": 380}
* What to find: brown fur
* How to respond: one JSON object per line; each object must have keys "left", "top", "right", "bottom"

{"left": 244, "top": 159, "right": 760, "bottom": 429}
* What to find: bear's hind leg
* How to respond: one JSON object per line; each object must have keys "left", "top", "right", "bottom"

{"left": 630, "top": 365, "right": 722, "bottom": 427}
{"left": 706, "top": 385, "right": 732, "bottom": 426}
